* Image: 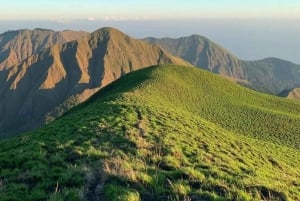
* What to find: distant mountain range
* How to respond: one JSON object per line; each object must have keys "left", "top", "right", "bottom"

{"left": 0, "top": 27, "right": 300, "bottom": 137}
{"left": 1, "top": 27, "right": 300, "bottom": 200}
{"left": 145, "top": 36, "right": 300, "bottom": 95}
{"left": 0, "top": 27, "right": 188, "bottom": 137}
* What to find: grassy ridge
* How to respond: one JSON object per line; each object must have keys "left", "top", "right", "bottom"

{"left": 126, "top": 65, "right": 300, "bottom": 148}
{"left": 1, "top": 65, "right": 300, "bottom": 201}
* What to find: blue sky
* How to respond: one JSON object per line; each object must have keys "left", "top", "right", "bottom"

{"left": 1, "top": 0, "right": 300, "bottom": 20}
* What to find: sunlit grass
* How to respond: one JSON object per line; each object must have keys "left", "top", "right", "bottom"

{"left": 1, "top": 65, "right": 300, "bottom": 201}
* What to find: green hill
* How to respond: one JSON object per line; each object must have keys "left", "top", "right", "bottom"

{"left": 1, "top": 65, "right": 300, "bottom": 201}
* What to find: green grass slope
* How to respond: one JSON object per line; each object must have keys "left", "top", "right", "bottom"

{"left": 1, "top": 65, "right": 300, "bottom": 201}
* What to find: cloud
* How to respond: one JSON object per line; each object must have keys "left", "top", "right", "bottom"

{"left": 49, "top": 18, "right": 71, "bottom": 24}
{"left": 88, "top": 17, "right": 95, "bottom": 21}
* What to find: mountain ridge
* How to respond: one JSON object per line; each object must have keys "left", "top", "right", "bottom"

{"left": 1, "top": 27, "right": 300, "bottom": 138}
{"left": 144, "top": 35, "right": 300, "bottom": 95}
{"left": 0, "top": 28, "right": 88, "bottom": 70}
{"left": 0, "top": 27, "right": 189, "bottom": 138}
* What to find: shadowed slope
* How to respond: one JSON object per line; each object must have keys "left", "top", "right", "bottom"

{"left": 0, "top": 65, "right": 300, "bottom": 201}
{"left": 0, "top": 27, "right": 189, "bottom": 138}
{"left": 0, "top": 28, "right": 88, "bottom": 70}
{"left": 145, "top": 36, "right": 300, "bottom": 94}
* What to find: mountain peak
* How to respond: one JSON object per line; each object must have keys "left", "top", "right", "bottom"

{"left": 91, "top": 27, "right": 130, "bottom": 41}
{"left": 0, "top": 29, "right": 88, "bottom": 70}
{"left": 92, "top": 27, "right": 126, "bottom": 36}
{"left": 33, "top": 28, "right": 55, "bottom": 32}
{"left": 0, "top": 27, "right": 189, "bottom": 137}
{"left": 144, "top": 34, "right": 242, "bottom": 78}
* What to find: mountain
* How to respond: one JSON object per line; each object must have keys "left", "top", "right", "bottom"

{"left": 2, "top": 29, "right": 299, "bottom": 99}
{"left": 1, "top": 64, "right": 300, "bottom": 201}
{"left": 279, "top": 87, "right": 300, "bottom": 100}
{"left": 0, "top": 27, "right": 189, "bottom": 138}
{"left": 243, "top": 58, "right": 300, "bottom": 94}
{"left": 0, "top": 28, "right": 88, "bottom": 70}
{"left": 145, "top": 36, "right": 300, "bottom": 95}
{"left": 145, "top": 35, "right": 244, "bottom": 78}
{"left": 287, "top": 88, "right": 300, "bottom": 100}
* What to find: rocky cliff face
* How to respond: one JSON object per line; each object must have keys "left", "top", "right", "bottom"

{"left": 0, "top": 28, "right": 88, "bottom": 70}
{"left": 0, "top": 27, "right": 189, "bottom": 137}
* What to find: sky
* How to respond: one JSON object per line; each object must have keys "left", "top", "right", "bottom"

{"left": 0, "top": 0, "right": 299, "bottom": 63}
{"left": 0, "top": 0, "right": 300, "bottom": 20}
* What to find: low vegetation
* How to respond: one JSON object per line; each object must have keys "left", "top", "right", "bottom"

{"left": 1, "top": 65, "right": 300, "bottom": 200}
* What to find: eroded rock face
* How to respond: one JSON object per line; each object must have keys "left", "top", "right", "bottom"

{"left": 0, "top": 27, "right": 190, "bottom": 137}
{"left": 0, "top": 28, "right": 88, "bottom": 70}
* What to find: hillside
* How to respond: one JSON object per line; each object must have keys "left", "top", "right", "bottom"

{"left": 145, "top": 36, "right": 300, "bottom": 94}
{"left": 1, "top": 65, "right": 300, "bottom": 201}
{"left": 0, "top": 28, "right": 88, "bottom": 70}
{"left": 0, "top": 27, "right": 189, "bottom": 138}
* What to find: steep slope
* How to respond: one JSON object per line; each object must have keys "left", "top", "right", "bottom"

{"left": 0, "top": 28, "right": 189, "bottom": 138}
{"left": 0, "top": 28, "right": 88, "bottom": 70}
{"left": 1, "top": 65, "right": 300, "bottom": 201}
{"left": 145, "top": 36, "right": 244, "bottom": 78}
{"left": 145, "top": 36, "right": 300, "bottom": 94}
